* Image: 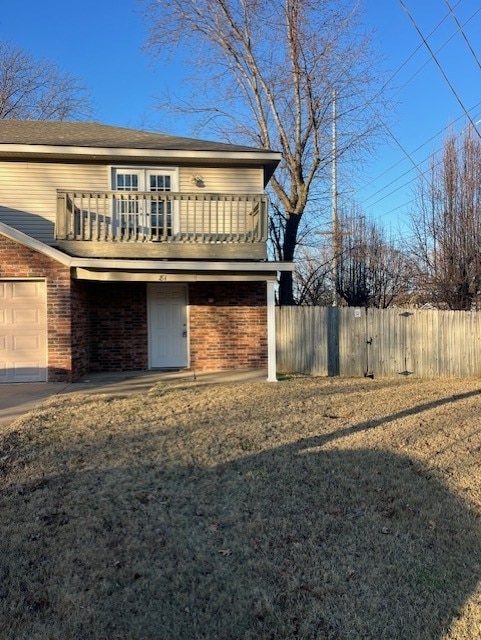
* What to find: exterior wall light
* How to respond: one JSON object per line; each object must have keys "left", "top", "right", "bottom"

{"left": 191, "top": 175, "right": 205, "bottom": 188}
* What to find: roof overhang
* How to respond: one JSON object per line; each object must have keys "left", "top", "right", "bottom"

{"left": 0, "top": 144, "right": 281, "bottom": 162}
{"left": 0, "top": 221, "right": 72, "bottom": 266}
{"left": 0, "top": 145, "right": 282, "bottom": 185}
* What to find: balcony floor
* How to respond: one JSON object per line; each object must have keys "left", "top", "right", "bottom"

{"left": 55, "top": 239, "right": 267, "bottom": 260}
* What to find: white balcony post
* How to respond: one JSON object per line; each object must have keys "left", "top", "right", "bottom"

{"left": 56, "top": 191, "right": 67, "bottom": 239}
{"left": 266, "top": 279, "right": 277, "bottom": 382}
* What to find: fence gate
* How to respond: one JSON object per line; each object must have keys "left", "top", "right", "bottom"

{"left": 363, "top": 308, "right": 414, "bottom": 378}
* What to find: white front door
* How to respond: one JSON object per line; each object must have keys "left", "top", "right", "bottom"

{"left": 0, "top": 280, "right": 47, "bottom": 383}
{"left": 148, "top": 284, "right": 188, "bottom": 368}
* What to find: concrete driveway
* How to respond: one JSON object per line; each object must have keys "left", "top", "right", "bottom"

{"left": 0, "top": 369, "right": 268, "bottom": 428}
{"left": 0, "top": 381, "right": 70, "bottom": 428}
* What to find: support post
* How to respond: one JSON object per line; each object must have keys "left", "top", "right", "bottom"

{"left": 56, "top": 191, "right": 67, "bottom": 239}
{"left": 266, "top": 279, "right": 277, "bottom": 382}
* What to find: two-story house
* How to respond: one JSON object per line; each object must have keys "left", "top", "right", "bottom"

{"left": 0, "top": 121, "right": 291, "bottom": 384}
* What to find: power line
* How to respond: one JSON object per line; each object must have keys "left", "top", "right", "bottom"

{"left": 388, "top": 4, "right": 481, "bottom": 104}
{"left": 353, "top": 5, "right": 481, "bottom": 203}
{"left": 352, "top": 2, "right": 481, "bottom": 218}
{"left": 357, "top": 100, "right": 481, "bottom": 199}
{"left": 361, "top": 133, "right": 466, "bottom": 213}
{"left": 343, "top": 0, "right": 464, "bottom": 122}
{"left": 399, "top": 0, "right": 481, "bottom": 139}
{"left": 363, "top": 119, "right": 481, "bottom": 222}
{"left": 359, "top": 103, "right": 481, "bottom": 207}
{"left": 311, "top": 3, "right": 481, "bottom": 232}
{"left": 445, "top": 0, "right": 481, "bottom": 72}
{"left": 368, "top": 196, "right": 418, "bottom": 222}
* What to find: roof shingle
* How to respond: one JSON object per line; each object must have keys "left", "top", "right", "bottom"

{"left": 0, "top": 120, "right": 273, "bottom": 154}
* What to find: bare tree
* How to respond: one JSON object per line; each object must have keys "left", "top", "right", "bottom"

{"left": 0, "top": 41, "right": 92, "bottom": 121}
{"left": 410, "top": 127, "right": 481, "bottom": 310}
{"left": 336, "top": 211, "right": 409, "bottom": 308}
{"left": 144, "top": 0, "right": 383, "bottom": 304}
{"left": 293, "top": 245, "right": 333, "bottom": 305}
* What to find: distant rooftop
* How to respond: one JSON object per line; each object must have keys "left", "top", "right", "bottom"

{"left": 0, "top": 120, "right": 274, "bottom": 154}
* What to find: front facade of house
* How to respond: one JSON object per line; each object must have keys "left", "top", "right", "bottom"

{"left": 0, "top": 121, "right": 291, "bottom": 383}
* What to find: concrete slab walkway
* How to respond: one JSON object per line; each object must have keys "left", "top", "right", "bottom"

{"left": 0, "top": 369, "right": 268, "bottom": 428}
{"left": 0, "top": 381, "right": 70, "bottom": 428}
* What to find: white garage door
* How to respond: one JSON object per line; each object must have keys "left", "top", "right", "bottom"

{"left": 0, "top": 281, "right": 47, "bottom": 383}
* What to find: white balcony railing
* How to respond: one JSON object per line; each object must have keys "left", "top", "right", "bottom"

{"left": 56, "top": 191, "right": 268, "bottom": 244}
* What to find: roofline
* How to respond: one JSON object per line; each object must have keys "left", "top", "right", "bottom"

{"left": 0, "top": 221, "right": 72, "bottom": 266}
{"left": 0, "top": 222, "right": 293, "bottom": 272}
{"left": 0, "top": 144, "right": 282, "bottom": 163}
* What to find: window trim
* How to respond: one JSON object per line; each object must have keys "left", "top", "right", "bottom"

{"left": 110, "top": 166, "right": 179, "bottom": 192}
{"left": 110, "top": 166, "right": 180, "bottom": 237}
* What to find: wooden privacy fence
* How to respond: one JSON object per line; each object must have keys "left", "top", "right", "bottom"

{"left": 276, "top": 306, "right": 481, "bottom": 378}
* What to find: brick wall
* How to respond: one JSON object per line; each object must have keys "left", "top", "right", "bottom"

{"left": 188, "top": 281, "right": 267, "bottom": 371}
{"left": 87, "top": 282, "right": 148, "bottom": 371}
{"left": 0, "top": 234, "right": 268, "bottom": 379}
{"left": 71, "top": 279, "right": 90, "bottom": 379}
{"left": 85, "top": 281, "right": 267, "bottom": 374}
{"left": 0, "top": 234, "right": 73, "bottom": 381}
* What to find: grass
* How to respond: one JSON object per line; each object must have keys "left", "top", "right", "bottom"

{"left": 1, "top": 376, "right": 481, "bottom": 639}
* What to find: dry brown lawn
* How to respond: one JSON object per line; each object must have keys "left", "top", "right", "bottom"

{"left": 1, "top": 375, "right": 481, "bottom": 639}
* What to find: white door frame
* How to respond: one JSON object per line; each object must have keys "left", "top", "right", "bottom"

{"left": 147, "top": 283, "right": 189, "bottom": 369}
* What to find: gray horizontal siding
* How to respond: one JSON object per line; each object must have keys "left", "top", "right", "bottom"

{"left": 0, "top": 162, "right": 108, "bottom": 244}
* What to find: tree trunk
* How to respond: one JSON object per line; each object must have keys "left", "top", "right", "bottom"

{"left": 278, "top": 213, "right": 301, "bottom": 305}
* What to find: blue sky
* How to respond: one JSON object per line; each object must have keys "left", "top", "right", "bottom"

{"left": 0, "top": 1, "right": 480, "bottom": 237}
{"left": 361, "top": 1, "right": 481, "bottom": 236}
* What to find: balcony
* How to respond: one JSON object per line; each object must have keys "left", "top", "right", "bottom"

{"left": 55, "top": 190, "right": 268, "bottom": 259}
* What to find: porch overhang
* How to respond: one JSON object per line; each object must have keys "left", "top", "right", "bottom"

{"left": 73, "top": 269, "right": 278, "bottom": 282}
{"left": 72, "top": 259, "right": 293, "bottom": 282}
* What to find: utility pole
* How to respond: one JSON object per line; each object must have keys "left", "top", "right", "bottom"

{"left": 331, "top": 89, "right": 339, "bottom": 307}
{"left": 316, "top": 89, "right": 345, "bottom": 306}
{"left": 317, "top": 90, "right": 349, "bottom": 305}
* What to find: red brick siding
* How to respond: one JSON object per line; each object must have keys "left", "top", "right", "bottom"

{"left": 71, "top": 279, "right": 90, "bottom": 379}
{"left": 0, "top": 234, "right": 73, "bottom": 381}
{"left": 188, "top": 282, "right": 267, "bottom": 371}
{"left": 86, "top": 281, "right": 267, "bottom": 373}
{"left": 0, "top": 233, "right": 268, "bottom": 379}
{"left": 87, "top": 282, "right": 148, "bottom": 371}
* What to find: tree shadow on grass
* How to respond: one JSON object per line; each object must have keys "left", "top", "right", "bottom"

{"left": 1, "top": 423, "right": 480, "bottom": 640}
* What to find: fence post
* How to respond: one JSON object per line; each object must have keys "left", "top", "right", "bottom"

{"left": 327, "top": 306, "right": 340, "bottom": 376}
